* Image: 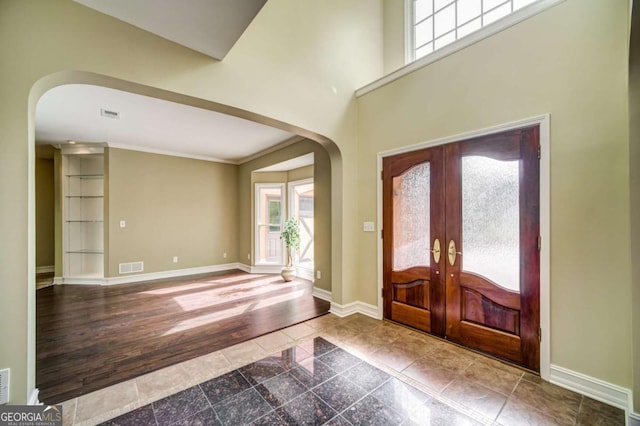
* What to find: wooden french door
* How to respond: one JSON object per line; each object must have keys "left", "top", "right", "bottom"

{"left": 382, "top": 126, "right": 540, "bottom": 371}
{"left": 382, "top": 146, "right": 446, "bottom": 336}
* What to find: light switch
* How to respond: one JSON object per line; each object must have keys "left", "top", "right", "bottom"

{"left": 363, "top": 221, "right": 375, "bottom": 232}
{"left": 119, "top": 220, "right": 126, "bottom": 228}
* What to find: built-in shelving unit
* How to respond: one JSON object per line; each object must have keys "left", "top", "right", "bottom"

{"left": 62, "top": 151, "right": 105, "bottom": 279}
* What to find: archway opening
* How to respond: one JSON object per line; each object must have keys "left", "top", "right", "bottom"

{"left": 29, "top": 71, "right": 343, "bottom": 403}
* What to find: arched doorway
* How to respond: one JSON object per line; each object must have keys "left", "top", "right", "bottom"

{"left": 29, "top": 71, "right": 344, "bottom": 403}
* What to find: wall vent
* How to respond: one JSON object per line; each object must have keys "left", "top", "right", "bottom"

{"left": 100, "top": 108, "right": 120, "bottom": 119}
{"left": 119, "top": 261, "right": 144, "bottom": 274}
{"left": 0, "top": 368, "right": 9, "bottom": 404}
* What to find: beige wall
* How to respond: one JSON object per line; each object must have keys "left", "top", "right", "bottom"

{"left": 1, "top": 0, "right": 635, "bottom": 410}
{"left": 0, "top": 0, "right": 382, "bottom": 402}
{"left": 359, "top": 0, "right": 632, "bottom": 390}
{"left": 240, "top": 140, "right": 332, "bottom": 292}
{"left": 629, "top": 0, "right": 640, "bottom": 411}
{"left": 383, "top": 0, "right": 405, "bottom": 74}
{"left": 252, "top": 171, "right": 288, "bottom": 185}
{"left": 106, "top": 148, "right": 238, "bottom": 276}
{"left": 288, "top": 165, "right": 314, "bottom": 182}
{"left": 35, "top": 156, "right": 54, "bottom": 268}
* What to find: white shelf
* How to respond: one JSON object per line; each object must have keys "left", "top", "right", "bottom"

{"left": 63, "top": 153, "right": 105, "bottom": 279}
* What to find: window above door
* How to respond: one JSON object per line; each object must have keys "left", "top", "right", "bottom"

{"left": 406, "top": 0, "right": 548, "bottom": 62}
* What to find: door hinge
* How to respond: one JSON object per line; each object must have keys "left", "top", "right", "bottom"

{"left": 537, "top": 235, "right": 542, "bottom": 251}
{"left": 381, "top": 287, "right": 385, "bottom": 298}
{"left": 538, "top": 327, "right": 542, "bottom": 342}
{"left": 381, "top": 170, "right": 384, "bottom": 180}
{"left": 381, "top": 229, "right": 384, "bottom": 239}
{"left": 537, "top": 145, "right": 541, "bottom": 160}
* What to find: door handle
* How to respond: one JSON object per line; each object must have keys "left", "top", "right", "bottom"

{"left": 448, "top": 240, "right": 462, "bottom": 266}
{"left": 431, "top": 238, "right": 441, "bottom": 263}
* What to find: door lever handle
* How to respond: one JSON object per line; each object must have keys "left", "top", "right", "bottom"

{"left": 448, "top": 240, "right": 462, "bottom": 266}
{"left": 431, "top": 238, "right": 441, "bottom": 263}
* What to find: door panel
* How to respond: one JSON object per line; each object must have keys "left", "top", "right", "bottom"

{"left": 383, "top": 147, "right": 446, "bottom": 336}
{"left": 382, "top": 126, "right": 540, "bottom": 371}
{"left": 446, "top": 127, "right": 539, "bottom": 370}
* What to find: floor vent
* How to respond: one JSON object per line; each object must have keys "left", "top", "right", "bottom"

{"left": 119, "top": 261, "right": 144, "bottom": 274}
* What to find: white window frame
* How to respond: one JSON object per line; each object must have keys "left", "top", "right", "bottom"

{"left": 404, "top": 0, "right": 564, "bottom": 64}
{"left": 355, "top": 0, "right": 563, "bottom": 97}
{"left": 254, "top": 183, "right": 285, "bottom": 266}
{"left": 288, "top": 178, "right": 314, "bottom": 273}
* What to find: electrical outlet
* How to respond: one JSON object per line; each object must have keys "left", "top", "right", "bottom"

{"left": 223, "top": 253, "right": 227, "bottom": 258}
{"left": 172, "top": 256, "right": 178, "bottom": 263}
{"left": 0, "top": 368, "right": 9, "bottom": 405}
{"left": 119, "top": 220, "right": 126, "bottom": 228}
{"left": 316, "top": 270, "right": 321, "bottom": 279}
{"left": 247, "top": 253, "right": 251, "bottom": 260}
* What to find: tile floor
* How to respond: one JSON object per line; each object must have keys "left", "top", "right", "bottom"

{"left": 59, "top": 314, "right": 626, "bottom": 426}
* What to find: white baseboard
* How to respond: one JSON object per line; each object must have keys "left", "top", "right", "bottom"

{"left": 54, "top": 263, "right": 314, "bottom": 286}
{"left": 236, "top": 263, "right": 251, "bottom": 273}
{"left": 297, "top": 267, "right": 314, "bottom": 282}
{"left": 58, "top": 277, "right": 105, "bottom": 285}
{"left": 105, "top": 263, "right": 242, "bottom": 285}
{"left": 330, "top": 301, "right": 381, "bottom": 320}
{"left": 56, "top": 263, "right": 244, "bottom": 285}
{"left": 312, "top": 287, "right": 332, "bottom": 302}
{"left": 549, "top": 364, "right": 632, "bottom": 413}
{"left": 246, "top": 264, "right": 282, "bottom": 274}
{"left": 237, "top": 263, "right": 314, "bottom": 282}
{"left": 28, "top": 388, "right": 40, "bottom": 405}
{"left": 36, "top": 265, "right": 54, "bottom": 274}
{"left": 630, "top": 412, "right": 640, "bottom": 426}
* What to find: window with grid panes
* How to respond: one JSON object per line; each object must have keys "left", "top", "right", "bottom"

{"left": 409, "top": 0, "right": 540, "bottom": 62}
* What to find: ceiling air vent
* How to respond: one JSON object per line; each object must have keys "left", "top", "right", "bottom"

{"left": 100, "top": 108, "right": 120, "bottom": 119}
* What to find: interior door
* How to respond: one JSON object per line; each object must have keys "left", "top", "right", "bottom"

{"left": 382, "top": 126, "right": 540, "bottom": 371}
{"left": 382, "top": 147, "right": 445, "bottom": 336}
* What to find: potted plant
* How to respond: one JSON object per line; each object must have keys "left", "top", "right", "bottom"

{"left": 280, "top": 217, "right": 300, "bottom": 282}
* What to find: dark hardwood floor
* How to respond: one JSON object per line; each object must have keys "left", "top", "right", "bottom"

{"left": 36, "top": 270, "right": 330, "bottom": 404}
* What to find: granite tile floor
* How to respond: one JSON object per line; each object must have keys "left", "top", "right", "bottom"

{"left": 60, "top": 314, "right": 626, "bottom": 426}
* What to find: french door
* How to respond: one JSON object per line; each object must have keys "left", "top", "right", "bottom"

{"left": 382, "top": 126, "right": 540, "bottom": 371}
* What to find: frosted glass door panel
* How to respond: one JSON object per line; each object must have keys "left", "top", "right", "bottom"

{"left": 462, "top": 156, "right": 520, "bottom": 291}
{"left": 393, "top": 163, "right": 430, "bottom": 270}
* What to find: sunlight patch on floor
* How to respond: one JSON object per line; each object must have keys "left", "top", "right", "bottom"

{"left": 162, "top": 289, "right": 305, "bottom": 336}
{"left": 141, "top": 282, "right": 218, "bottom": 295}
{"left": 168, "top": 279, "right": 298, "bottom": 312}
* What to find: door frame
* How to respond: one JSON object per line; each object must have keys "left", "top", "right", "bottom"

{"left": 376, "top": 114, "right": 550, "bottom": 379}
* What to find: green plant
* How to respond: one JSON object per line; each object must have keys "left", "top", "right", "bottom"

{"left": 281, "top": 217, "right": 300, "bottom": 267}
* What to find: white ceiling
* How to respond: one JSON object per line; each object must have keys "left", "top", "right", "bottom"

{"left": 73, "top": 0, "right": 267, "bottom": 59}
{"left": 35, "top": 84, "right": 297, "bottom": 163}
{"left": 256, "top": 153, "right": 315, "bottom": 172}
{"left": 37, "top": 2, "right": 308, "bottom": 166}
